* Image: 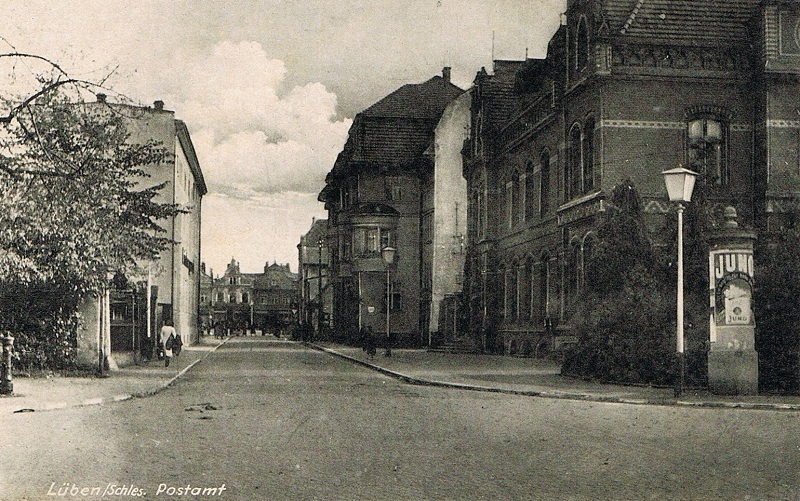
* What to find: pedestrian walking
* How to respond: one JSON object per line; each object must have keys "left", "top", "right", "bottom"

{"left": 160, "top": 320, "right": 177, "bottom": 368}
{"left": 364, "top": 326, "right": 376, "bottom": 359}
{"left": 172, "top": 331, "right": 183, "bottom": 357}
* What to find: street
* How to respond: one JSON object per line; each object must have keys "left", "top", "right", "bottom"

{"left": 3, "top": 337, "right": 800, "bottom": 501}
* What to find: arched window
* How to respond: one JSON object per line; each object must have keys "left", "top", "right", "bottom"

{"left": 567, "top": 124, "right": 582, "bottom": 200}
{"left": 566, "top": 241, "right": 581, "bottom": 316}
{"left": 515, "top": 261, "right": 525, "bottom": 320}
{"left": 511, "top": 263, "right": 519, "bottom": 320}
{"left": 582, "top": 233, "right": 597, "bottom": 289}
{"left": 537, "top": 253, "right": 551, "bottom": 324}
{"left": 576, "top": 18, "right": 589, "bottom": 71}
{"left": 688, "top": 116, "right": 728, "bottom": 186}
{"left": 525, "top": 160, "right": 536, "bottom": 220}
{"left": 540, "top": 149, "right": 550, "bottom": 217}
{"left": 583, "top": 118, "right": 595, "bottom": 193}
{"left": 476, "top": 182, "right": 486, "bottom": 240}
{"left": 524, "top": 258, "right": 534, "bottom": 320}
{"left": 242, "top": 292, "right": 249, "bottom": 304}
{"left": 503, "top": 266, "right": 511, "bottom": 319}
{"left": 510, "top": 170, "right": 521, "bottom": 227}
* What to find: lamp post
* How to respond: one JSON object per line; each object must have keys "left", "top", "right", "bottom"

{"left": 317, "top": 236, "right": 325, "bottom": 340}
{"left": 662, "top": 166, "right": 698, "bottom": 397}
{"left": 381, "top": 246, "right": 396, "bottom": 357}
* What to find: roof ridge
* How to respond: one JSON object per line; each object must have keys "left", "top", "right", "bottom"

{"left": 621, "top": 0, "right": 646, "bottom": 34}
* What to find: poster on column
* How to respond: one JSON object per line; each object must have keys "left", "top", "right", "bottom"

{"left": 710, "top": 249, "right": 754, "bottom": 327}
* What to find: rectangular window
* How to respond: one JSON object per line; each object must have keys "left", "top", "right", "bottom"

{"left": 354, "top": 227, "right": 382, "bottom": 256}
{"left": 382, "top": 282, "right": 403, "bottom": 312}
{"left": 367, "top": 229, "right": 379, "bottom": 254}
{"left": 386, "top": 177, "right": 403, "bottom": 201}
{"left": 380, "top": 229, "right": 393, "bottom": 249}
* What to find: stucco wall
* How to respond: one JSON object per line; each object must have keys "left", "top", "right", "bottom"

{"left": 430, "top": 91, "right": 471, "bottom": 334}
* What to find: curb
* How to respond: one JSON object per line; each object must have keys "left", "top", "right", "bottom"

{"left": 308, "top": 344, "right": 800, "bottom": 412}
{"left": 9, "top": 338, "right": 229, "bottom": 414}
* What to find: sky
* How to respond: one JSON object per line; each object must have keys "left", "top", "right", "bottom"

{"left": 1, "top": 0, "right": 564, "bottom": 275}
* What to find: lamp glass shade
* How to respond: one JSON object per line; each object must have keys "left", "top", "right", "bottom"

{"left": 661, "top": 167, "right": 698, "bottom": 203}
{"left": 381, "top": 246, "right": 396, "bottom": 265}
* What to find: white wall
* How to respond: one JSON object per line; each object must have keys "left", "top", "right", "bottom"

{"left": 430, "top": 91, "right": 471, "bottom": 333}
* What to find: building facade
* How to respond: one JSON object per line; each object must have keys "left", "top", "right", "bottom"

{"left": 427, "top": 90, "right": 471, "bottom": 345}
{"left": 319, "top": 68, "right": 463, "bottom": 347}
{"left": 463, "top": 0, "right": 800, "bottom": 356}
{"left": 199, "top": 258, "right": 299, "bottom": 335}
{"left": 298, "top": 218, "right": 331, "bottom": 337}
{"left": 77, "top": 99, "right": 206, "bottom": 369}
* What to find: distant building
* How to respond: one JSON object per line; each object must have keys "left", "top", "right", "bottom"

{"left": 297, "top": 218, "right": 330, "bottom": 337}
{"left": 319, "top": 68, "right": 463, "bottom": 347}
{"left": 199, "top": 258, "right": 299, "bottom": 335}
{"left": 77, "top": 98, "right": 206, "bottom": 369}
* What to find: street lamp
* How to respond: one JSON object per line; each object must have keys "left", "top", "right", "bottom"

{"left": 317, "top": 236, "right": 325, "bottom": 340}
{"left": 381, "top": 245, "right": 396, "bottom": 357}
{"left": 662, "top": 166, "right": 698, "bottom": 397}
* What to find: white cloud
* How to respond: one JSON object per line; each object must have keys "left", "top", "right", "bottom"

{"left": 162, "top": 41, "right": 351, "bottom": 197}
{"left": 165, "top": 41, "right": 349, "bottom": 270}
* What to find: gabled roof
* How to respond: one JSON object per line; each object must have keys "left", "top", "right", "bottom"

{"left": 361, "top": 75, "right": 464, "bottom": 120}
{"left": 476, "top": 60, "right": 528, "bottom": 130}
{"left": 300, "top": 218, "right": 327, "bottom": 247}
{"left": 604, "top": 0, "right": 758, "bottom": 46}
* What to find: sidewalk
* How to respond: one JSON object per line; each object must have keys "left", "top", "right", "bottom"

{"left": 311, "top": 342, "right": 800, "bottom": 411}
{"left": 5, "top": 338, "right": 800, "bottom": 415}
{"left": 0, "top": 337, "right": 226, "bottom": 415}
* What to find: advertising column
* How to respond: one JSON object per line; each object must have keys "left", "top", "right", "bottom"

{"left": 708, "top": 207, "right": 758, "bottom": 394}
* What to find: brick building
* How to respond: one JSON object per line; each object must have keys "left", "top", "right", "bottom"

{"left": 199, "top": 259, "right": 299, "bottom": 335}
{"left": 319, "top": 69, "right": 463, "bottom": 347}
{"left": 463, "top": 0, "right": 800, "bottom": 355}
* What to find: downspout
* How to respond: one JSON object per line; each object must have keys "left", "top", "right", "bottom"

{"left": 196, "top": 197, "right": 202, "bottom": 342}
{"left": 171, "top": 129, "right": 177, "bottom": 327}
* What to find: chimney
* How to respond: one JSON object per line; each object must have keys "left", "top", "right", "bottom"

{"left": 96, "top": 93, "right": 107, "bottom": 103}
{"left": 153, "top": 100, "right": 164, "bottom": 111}
{"left": 442, "top": 67, "right": 451, "bottom": 83}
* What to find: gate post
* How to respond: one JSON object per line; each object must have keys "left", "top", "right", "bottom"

{"left": 708, "top": 207, "right": 758, "bottom": 395}
{"left": 1, "top": 333, "right": 14, "bottom": 395}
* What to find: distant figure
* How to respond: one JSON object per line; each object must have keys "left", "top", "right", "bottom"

{"left": 160, "top": 320, "right": 177, "bottom": 368}
{"left": 364, "top": 326, "right": 376, "bottom": 359}
{"left": 172, "top": 331, "right": 183, "bottom": 357}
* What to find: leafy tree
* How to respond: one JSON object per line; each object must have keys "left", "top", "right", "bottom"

{"left": 0, "top": 49, "right": 179, "bottom": 370}
{"left": 563, "top": 181, "right": 677, "bottom": 385}
{"left": 755, "top": 211, "right": 800, "bottom": 393}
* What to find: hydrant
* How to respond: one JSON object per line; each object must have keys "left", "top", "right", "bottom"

{"left": 0, "top": 334, "right": 14, "bottom": 395}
